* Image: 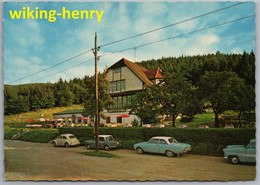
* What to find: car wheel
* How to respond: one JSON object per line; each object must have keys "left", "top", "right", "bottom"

{"left": 86, "top": 144, "right": 91, "bottom": 150}
{"left": 230, "top": 156, "right": 239, "bottom": 164}
{"left": 104, "top": 145, "right": 110, "bottom": 151}
{"left": 52, "top": 142, "right": 56, "bottom": 147}
{"left": 65, "top": 143, "right": 70, "bottom": 148}
{"left": 165, "top": 150, "right": 174, "bottom": 157}
{"left": 136, "top": 147, "right": 144, "bottom": 154}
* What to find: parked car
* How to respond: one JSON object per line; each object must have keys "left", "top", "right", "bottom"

{"left": 223, "top": 138, "right": 256, "bottom": 164}
{"left": 52, "top": 134, "right": 80, "bottom": 147}
{"left": 85, "top": 135, "right": 121, "bottom": 151}
{"left": 133, "top": 136, "right": 192, "bottom": 157}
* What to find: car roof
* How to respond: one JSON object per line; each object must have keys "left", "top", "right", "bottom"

{"left": 98, "top": 135, "right": 112, "bottom": 137}
{"left": 60, "top": 134, "right": 75, "bottom": 136}
{"left": 151, "top": 136, "right": 173, "bottom": 140}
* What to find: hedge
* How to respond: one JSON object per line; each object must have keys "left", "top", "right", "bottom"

{"left": 18, "top": 129, "right": 59, "bottom": 143}
{"left": 59, "top": 127, "right": 255, "bottom": 156}
{"left": 4, "top": 127, "right": 21, "bottom": 139}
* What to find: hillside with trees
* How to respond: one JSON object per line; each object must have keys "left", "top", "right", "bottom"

{"left": 131, "top": 51, "right": 255, "bottom": 127}
{"left": 4, "top": 51, "right": 255, "bottom": 127}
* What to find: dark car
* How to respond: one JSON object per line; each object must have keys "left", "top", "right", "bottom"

{"left": 85, "top": 135, "right": 121, "bottom": 151}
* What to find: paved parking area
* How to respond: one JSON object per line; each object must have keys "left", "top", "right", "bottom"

{"left": 4, "top": 140, "right": 256, "bottom": 181}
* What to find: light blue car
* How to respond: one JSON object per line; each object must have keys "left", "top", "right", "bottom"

{"left": 223, "top": 138, "right": 256, "bottom": 164}
{"left": 133, "top": 136, "right": 192, "bottom": 157}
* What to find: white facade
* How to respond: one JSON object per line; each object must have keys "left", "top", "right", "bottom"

{"left": 102, "top": 61, "right": 145, "bottom": 124}
{"left": 100, "top": 111, "right": 140, "bottom": 124}
{"left": 122, "top": 66, "right": 143, "bottom": 91}
{"left": 102, "top": 58, "right": 161, "bottom": 124}
{"left": 53, "top": 113, "right": 88, "bottom": 124}
{"left": 106, "top": 66, "right": 144, "bottom": 93}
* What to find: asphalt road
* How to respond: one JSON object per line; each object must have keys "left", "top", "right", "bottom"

{"left": 4, "top": 140, "right": 256, "bottom": 181}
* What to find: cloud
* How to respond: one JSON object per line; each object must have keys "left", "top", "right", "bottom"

{"left": 5, "top": 20, "right": 45, "bottom": 48}
{"left": 231, "top": 47, "right": 243, "bottom": 54}
{"left": 197, "top": 34, "right": 219, "bottom": 46}
{"left": 30, "top": 56, "right": 42, "bottom": 64}
{"left": 3, "top": 1, "right": 255, "bottom": 85}
{"left": 13, "top": 57, "right": 30, "bottom": 66}
{"left": 176, "top": 20, "right": 199, "bottom": 31}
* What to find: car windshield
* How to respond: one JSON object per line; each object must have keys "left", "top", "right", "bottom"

{"left": 168, "top": 138, "right": 178, "bottom": 143}
{"left": 69, "top": 135, "right": 76, "bottom": 139}
{"left": 106, "top": 136, "right": 114, "bottom": 141}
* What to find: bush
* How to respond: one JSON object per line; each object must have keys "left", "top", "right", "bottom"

{"left": 189, "top": 142, "right": 226, "bottom": 156}
{"left": 121, "top": 140, "right": 144, "bottom": 149}
{"left": 180, "top": 116, "right": 194, "bottom": 122}
{"left": 19, "top": 129, "right": 59, "bottom": 143}
{"left": 131, "top": 118, "right": 139, "bottom": 127}
{"left": 4, "top": 127, "right": 20, "bottom": 139}
{"left": 59, "top": 127, "right": 145, "bottom": 140}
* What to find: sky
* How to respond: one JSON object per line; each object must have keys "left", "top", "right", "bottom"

{"left": 3, "top": 1, "right": 255, "bottom": 85}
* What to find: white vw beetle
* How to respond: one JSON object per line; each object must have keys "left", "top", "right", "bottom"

{"left": 52, "top": 134, "right": 80, "bottom": 147}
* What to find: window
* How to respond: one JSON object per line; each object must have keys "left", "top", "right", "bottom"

{"left": 112, "top": 82, "right": 116, "bottom": 91}
{"left": 106, "top": 117, "right": 111, "bottom": 123}
{"left": 149, "top": 139, "right": 159, "bottom": 144}
{"left": 122, "top": 96, "right": 127, "bottom": 107}
{"left": 117, "top": 81, "right": 121, "bottom": 91}
{"left": 114, "top": 97, "right": 118, "bottom": 108}
{"left": 109, "top": 80, "right": 125, "bottom": 93}
{"left": 168, "top": 138, "right": 178, "bottom": 143}
{"left": 118, "top": 97, "right": 122, "bottom": 108}
{"left": 159, "top": 139, "right": 167, "bottom": 145}
{"left": 107, "top": 136, "right": 114, "bottom": 141}
{"left": 117, "top": 117, "right": 122, "bottom": 123}
{"left": 248, "top": 142, "right": 256, "bottom": 149}
{"left": 109, "top": 82, "right": 113, "bottom": 93}
{"left": 99, "top": 137, "right": 104, "bottom": 141}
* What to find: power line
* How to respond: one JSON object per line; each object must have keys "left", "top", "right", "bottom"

{"left": 32, "top": 58, "right": 94, "bottom": 83}
{"left": 8, "top": 49, "right": 92, "bottom": 84}
{"left": 7, "top": 5, "right": 171, "bottom": 77}
{"left": 99, "top": 2, "right": 246, "bottom": 48}
{"left": 100, "top": 14, "right": 255, "bottom": 58}
{"left": 29, "top": 14, "right": 255, "bottom": 83}
{"left": 18, "top": 3, "right": 171, "bottom": 71}
{"left": 21, "top": 4, "right": 171, "bottom": 69}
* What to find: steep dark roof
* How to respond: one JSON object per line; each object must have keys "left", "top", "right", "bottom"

{"left": 145, "top": 67, "right": 163, "bottom": 80}
{"left": 109, "top": 58, "right": 154, "bottom": 86}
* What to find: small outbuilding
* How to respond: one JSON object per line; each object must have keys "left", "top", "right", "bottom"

{"left": 53, "top": 109, "right": 87, "bottom": 124}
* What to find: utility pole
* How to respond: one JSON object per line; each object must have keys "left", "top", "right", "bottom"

{"left": 133, "top": 47, "right": 137, "bottom": 62}
{"left": 94, "top": 33, "right": 99, "bottom": 151}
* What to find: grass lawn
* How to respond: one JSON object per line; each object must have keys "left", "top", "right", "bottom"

{"left": 188, "top": 113, "right": 215, "bottom": 127}
{"left": 80, "top": 151, "right": 121, "bottom": 158}
{"left": 173, "top": 113, "right": 215, "bottom": 127}
{"left": 4, "top": 104, "right": 83, "bottom": 124}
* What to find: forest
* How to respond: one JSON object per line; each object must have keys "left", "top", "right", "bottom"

{"left": 4, "top": 51, "right": 255, "bottom": 127}
{"left": 133, "top": 51, "right": 255, "bottom": 127}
